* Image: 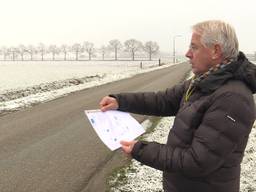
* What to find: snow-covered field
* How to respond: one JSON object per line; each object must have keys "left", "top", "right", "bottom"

{"left": 0, "top": 60, "right": 162, "bottom": 92}
{"left": 0, "top": 60, "right": 171, "bottom": 114}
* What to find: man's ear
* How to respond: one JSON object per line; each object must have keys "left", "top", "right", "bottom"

{"left": 211, "top": 44, "right": 222, "bottom": 60}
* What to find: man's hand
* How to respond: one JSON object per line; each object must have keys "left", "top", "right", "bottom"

{"left": 99, "top": 96, "right": 119, "bottom": 112}
{"left": 120, "top": 140, "right": 137, "bottom": 155}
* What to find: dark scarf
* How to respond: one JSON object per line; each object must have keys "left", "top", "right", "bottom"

{"left": 185, "top": 63, "right": 228, "bottom": 102}
{"left": 185, "top": 52, "right": 256, "bottom": 102}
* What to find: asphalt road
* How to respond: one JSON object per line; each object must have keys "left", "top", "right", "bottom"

{"left": 0, "top": 62, "right": 190, "bottom": 192}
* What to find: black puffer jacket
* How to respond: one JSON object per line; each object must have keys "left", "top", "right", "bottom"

{"left": 111, "top": 52, "right": 256, "bottom": 192}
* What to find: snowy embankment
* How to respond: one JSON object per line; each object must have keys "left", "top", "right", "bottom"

{"left": 0, "top": 60, "right": 172, "bottom": 114}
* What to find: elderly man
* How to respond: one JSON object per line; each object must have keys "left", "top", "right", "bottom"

{"left": 99, "top": 20, "right": 256, "bottom": 192}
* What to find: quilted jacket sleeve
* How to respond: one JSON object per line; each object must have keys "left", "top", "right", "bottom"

{"left": 110, "top": 81, "right": 187, "bottom": 116}
{"left": 131, "top": 92, "right": 255, "bottom": 177}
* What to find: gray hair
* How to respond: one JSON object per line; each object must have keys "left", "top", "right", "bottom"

{"left": 192, "top": 20, "right": 239, "bottom": 61}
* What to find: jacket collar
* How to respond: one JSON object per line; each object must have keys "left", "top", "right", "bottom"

{"left": 195, "top": 52, "right": 256, "bottom": 94}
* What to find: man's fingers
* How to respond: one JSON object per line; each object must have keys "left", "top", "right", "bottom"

{"left": 120, "top": 141, "right": 132, "bottom": 154}
{"left": 99, "top": 97, "right": 110, "bottom": 111}
{"left": 99, "top": 97, "right": 108, "bottom": 107}
{"left": 100, "top": 106, "right": 106, "bottom": 112}
{"left": 121, "top": 145, "right": 130, "bottom": 153}
{"left": 101, "top": 105, "right": 112, "bottom": 112}
{"left": 99, "top": 96, "right": 118, "bottom": 112}
{"left": 100, "top": 103, "right": 113, "bottom": 112}
{"left": 120, "top": 140, "right": 131, "bottom": 146}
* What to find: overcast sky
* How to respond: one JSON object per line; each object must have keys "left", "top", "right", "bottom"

{"left": 0, "top": 0, "right": 255, "bottom": 55}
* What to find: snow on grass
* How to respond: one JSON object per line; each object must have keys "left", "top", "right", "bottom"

{"left": 240, "top": 124, "right": 256, "bottom": 192}
{"left": 0, "top": 60, "right": 161, "bottom": 92}
{"left": 0, "top": 60, "right": 174, "bottom": 114}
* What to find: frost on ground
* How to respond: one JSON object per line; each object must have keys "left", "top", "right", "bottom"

{"left": 108, "top": 117, "right": 256, "bottom": 192}
{"left": 0, "top": 61, "right": 173, "bottom": 114}
{"left": 241, "top": 124, "right": 256, "bottom": 192}
{"left": 0, "top": 60, "right": 163, "bottom": 92}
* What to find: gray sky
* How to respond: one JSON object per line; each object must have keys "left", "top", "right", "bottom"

{"left": 0, "top": 0, "right": 255, "bottom": 55}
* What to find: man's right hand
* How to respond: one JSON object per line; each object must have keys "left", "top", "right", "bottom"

{"left": 99, "top": 96, "right": 119, "bottom": 112}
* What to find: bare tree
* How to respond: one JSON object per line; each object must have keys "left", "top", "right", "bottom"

{"left": 18, "top": 44, "right": 27, "bottom": 61}
{"left": 108, "top": 39, "right": 122, "bottom": 60}
{"left": 144, "top": 41, "right": 159, "bottom": 60}
{"left": 0, "top": 46, "right": 9, "bottom": 60}
{"left": 124, "top": 39, "right": 143, "bottom": 60}
{"left": 72, "top": 43, "right": 82, "bottom": 61}
{"left": 83, "top": 41, "right": 95, "bottom": 60}
{"left": 49, "top": 45, "right": 59, "bottom": 60}
{"left": 99, "top": 45, "right": 108, "bottom": 60}
{"left": 9, "top": 47, "right": 19, "bottom": 61}
{"left": 61, "top": 44, "right": 69, "bottom": 61}
{"left": 38, "top": 43, "right": 46, "bottom": 61}
{"left": 27, "top": 45, "right": 36, "bottom": 60}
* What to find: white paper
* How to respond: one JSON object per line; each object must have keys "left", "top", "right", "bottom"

{"left": 85, "top": 109, "right": 145, "bottom": 151}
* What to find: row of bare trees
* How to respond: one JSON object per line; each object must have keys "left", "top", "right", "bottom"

{"left": 0, "top": 39, "right": 159, "bottom": 61}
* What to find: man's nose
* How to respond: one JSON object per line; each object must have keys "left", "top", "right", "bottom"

{"left": 185, "top": 50, "right": 192, "bottom": 58}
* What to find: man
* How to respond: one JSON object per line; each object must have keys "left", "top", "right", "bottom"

{"left": 99, "top": 20, "right": 256, "bottom": 192}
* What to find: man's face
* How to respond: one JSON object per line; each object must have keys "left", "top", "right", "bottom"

{"left": 186, "top": 32, "right": 215, "bottom": 75}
